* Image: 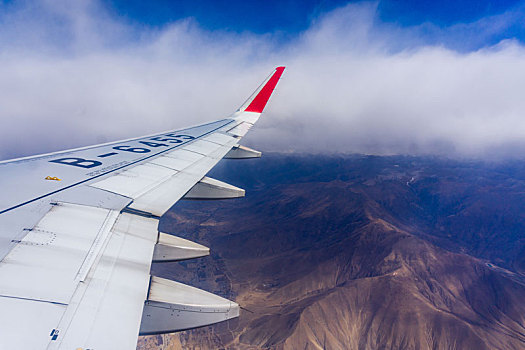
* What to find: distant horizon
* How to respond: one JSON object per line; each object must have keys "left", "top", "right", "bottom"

{"left": 1, "top": 0, "right": 525, "bottom": 159}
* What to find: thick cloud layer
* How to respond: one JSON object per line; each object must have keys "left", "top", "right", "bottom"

{"left": 1, "top": 1, "right": 525, "bottom": 159}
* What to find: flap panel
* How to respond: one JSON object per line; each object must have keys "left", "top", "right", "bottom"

{"left": 0, "top": 203, "right": 118, "bottom": 304}
{"left": 227, "top": 122, "right": 253, "bottom": 137}
{"left": 90, "top": 163, "right": 177, "bottom": 199}
{"left": 182, "top": 140, "right": 223, "bottom": 155}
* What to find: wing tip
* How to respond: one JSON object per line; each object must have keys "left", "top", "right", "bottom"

{"left": 243, "top": 66, "right": 286, "bottom": 114}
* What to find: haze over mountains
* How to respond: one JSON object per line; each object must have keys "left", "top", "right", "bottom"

{"left": 137, "top": 153, "right": 525, "bottom": 349}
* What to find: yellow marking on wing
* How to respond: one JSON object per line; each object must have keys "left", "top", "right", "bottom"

{"left": 45, "top": 176, "right": 61, "bottom": 181}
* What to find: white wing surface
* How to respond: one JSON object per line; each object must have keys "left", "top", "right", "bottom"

{"left": 0, "top": 66, "right": 285, "bottom": 349}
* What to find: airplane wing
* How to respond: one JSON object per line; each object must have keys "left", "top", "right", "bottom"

{"left": 0, "top": 66, "right": 285, "bottom": 349}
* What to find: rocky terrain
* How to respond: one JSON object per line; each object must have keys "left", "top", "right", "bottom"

{"left": 137, "top": 154, "right": 525, "bottom": 349}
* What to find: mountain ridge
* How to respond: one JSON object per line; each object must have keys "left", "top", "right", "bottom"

{"left": 137, "top": 154, "right": 525, "bottom": 349}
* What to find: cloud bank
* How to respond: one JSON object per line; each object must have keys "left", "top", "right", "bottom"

{"left": 1, "top": 1, "right": 525, "bottom": 159}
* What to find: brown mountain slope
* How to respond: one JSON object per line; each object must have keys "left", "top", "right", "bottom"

{"left": 137, "top": 155, "right": 525, "bottom": 349}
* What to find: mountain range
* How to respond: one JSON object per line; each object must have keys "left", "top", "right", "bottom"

{"left": 137, "top": 154, "right": 525, "bottom": 349}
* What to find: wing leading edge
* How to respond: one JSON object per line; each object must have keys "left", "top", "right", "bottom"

{"left": 0, "top": 66, "right": 285, "bottom": 349}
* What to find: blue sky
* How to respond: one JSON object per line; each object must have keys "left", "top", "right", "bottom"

{"left": 105, "top": 0, "right": 525, "bottom": 47}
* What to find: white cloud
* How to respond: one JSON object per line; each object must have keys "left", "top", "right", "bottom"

{"left": 1, "top": 1, "right": 525, "bottom": 159}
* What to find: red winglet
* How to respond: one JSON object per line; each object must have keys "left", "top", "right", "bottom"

{"left": 244, "top": 66, "right": 285, "bottom": 113}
